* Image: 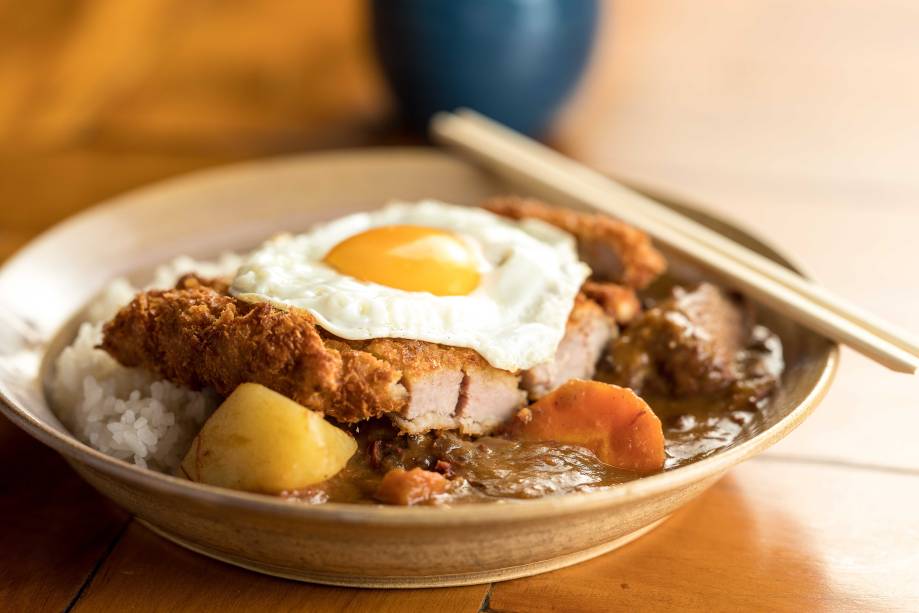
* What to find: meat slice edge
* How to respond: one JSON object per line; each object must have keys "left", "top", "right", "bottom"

{"left": 352, "top": 338, "right": 469, "bottom": 433}
{"left": 521, "top": 295, "right": 616, "bottom": 400}
{"left": 455, "top": 366, "right": 526, "bottom": 435}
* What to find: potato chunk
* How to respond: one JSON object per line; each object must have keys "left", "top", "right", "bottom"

{"left": 508, "top": 380, "right": 665, "bottom": 475}
{"left": 181, "top": 383, "right": 357, "bottom": 494}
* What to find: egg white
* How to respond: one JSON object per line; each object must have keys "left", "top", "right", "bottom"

{"left": 230, "top": 200, "right": 590, "bottom": 371}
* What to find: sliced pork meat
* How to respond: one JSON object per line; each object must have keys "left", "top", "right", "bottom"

{"left": 521, "top": 295, "right": 615, "bottom": 400}
{"left": 344, "top": 338, "right": 466, "bottom": 432}
{"left": 394, "top": 293, "right": 620, "bottom": 432}
{"left": 455, "top": 365, "right": 526, "bottom": 435}
{"left": 484, "top": 196, "right": 667, "bottom": 289}
{"left": 355, "top": 338, "right": 523, "bottom": 435}
{"left": 102, "top": 277, "right": 626, "bottom": 435}
{"left": 399, "top": 369, "right": 466, "bottom": 431}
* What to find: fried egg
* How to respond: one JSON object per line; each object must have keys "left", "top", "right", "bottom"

{"left": 230, "top": 200, "right": 590, "bottom": 371}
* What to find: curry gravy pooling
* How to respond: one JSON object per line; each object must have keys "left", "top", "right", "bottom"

{"left": 287, "top": 282, "right": 785, "bottom": 505}
{"left": 289, "top": 345, "right": 782, "bottom": 507}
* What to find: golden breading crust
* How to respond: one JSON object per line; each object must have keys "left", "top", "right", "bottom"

{"left": 101, "top": 272, "right": 636, "bottom": 429}
{"left": 581, "top": 280, "right": 642, "bottom": 325}
{"left": 348, "top": 337, "right": 491, "bottom": 378}
{"left": 176, "top": 273, "right": 494, "bottom": 379}
{"left": 483, "top": 196, "right": 667, "bottom": 289}
{"left": 101, "top": 282, "right": 405, "bottom": 422}
{"left": 101, "top": 276, "right": 502, "bottom": 425}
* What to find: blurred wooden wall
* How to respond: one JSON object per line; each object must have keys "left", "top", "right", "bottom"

{"left": 3, "top": 1, "right": 918, "bottom": 260}
{"left": 0, "top": 0, "right": 388, "bottom": 154}
{"left": 558, "top": 0, "right": 919, "bottom": 202}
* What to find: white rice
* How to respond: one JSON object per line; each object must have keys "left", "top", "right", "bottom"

{"left": 50, "top": 253, "right": 243, "bottom": 472}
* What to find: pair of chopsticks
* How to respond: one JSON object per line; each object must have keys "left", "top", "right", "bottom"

{"left": 430, "top": 109, "right": 919, "bottom": 374}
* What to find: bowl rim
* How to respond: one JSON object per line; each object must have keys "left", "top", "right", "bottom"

{"left": 0, "top": 148, "right": 839, "bottom": 525}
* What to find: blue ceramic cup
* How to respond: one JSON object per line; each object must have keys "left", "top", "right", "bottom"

{"left": 371, "top": 0, "right": 599, "bottom": 137}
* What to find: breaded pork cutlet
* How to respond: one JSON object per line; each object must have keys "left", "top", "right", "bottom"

{"left": 325, "top": 336, "right": 525, "bottom": 434}
{"left": 100, "top": 276, "right": 406, "bottom": 422}
{"left": 101, "top": 277, "right": 636, "bottom": 434}
{"left": 102, "top": 199, "right": 665, "bottom": 434}
{"left": 484, "top": 196, "right": 667, "bottom": 289}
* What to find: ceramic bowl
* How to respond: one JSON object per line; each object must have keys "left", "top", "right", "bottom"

{"left": 0, "top": 149, "right": 837, "bottom": 587}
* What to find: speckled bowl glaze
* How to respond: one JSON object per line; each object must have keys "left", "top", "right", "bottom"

{"left": 0, "top": 149, "right": 837, "bottom": 587}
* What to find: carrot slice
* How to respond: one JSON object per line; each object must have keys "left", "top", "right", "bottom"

{"left": 375, "top": 468, "right": 449, "bottom": 505}
{"left": 509, "top": 380, "right": 665, "bottom": 475}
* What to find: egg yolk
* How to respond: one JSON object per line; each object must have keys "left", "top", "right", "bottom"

{"left": 323, "top": 225, "right": 480, "bottom": 296}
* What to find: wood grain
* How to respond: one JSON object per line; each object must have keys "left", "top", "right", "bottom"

{"left": 0, "top": 418, "right": 129, "bottom": 612}
{"left": 489, "top": 460, "right": 919, "bottom": 613}
{"left": 71, "top": 522, "right": 488, "bottom": 613}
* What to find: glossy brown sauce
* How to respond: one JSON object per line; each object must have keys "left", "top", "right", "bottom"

{"left": 295, "top": 425, "right": 639, "bottom": 504}
{"left": 602, "top": 324, "right": 784, "bottom": 470}
{"left": 288, "top": 285, "right": 785, "bottom": 506}
{"left": 290, "top": 339, "right": 781, "bottom": 505}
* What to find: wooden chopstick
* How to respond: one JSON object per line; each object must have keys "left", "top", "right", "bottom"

{"left": 449, "top": 110, "right": 919, "bottom": 360}
{"left": 430, "top": 109, "right": 919, "bottom": 374}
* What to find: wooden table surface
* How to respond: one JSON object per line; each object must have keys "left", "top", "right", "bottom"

{"left": 2, "top": 2, "right": 918, "bottom": 612}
